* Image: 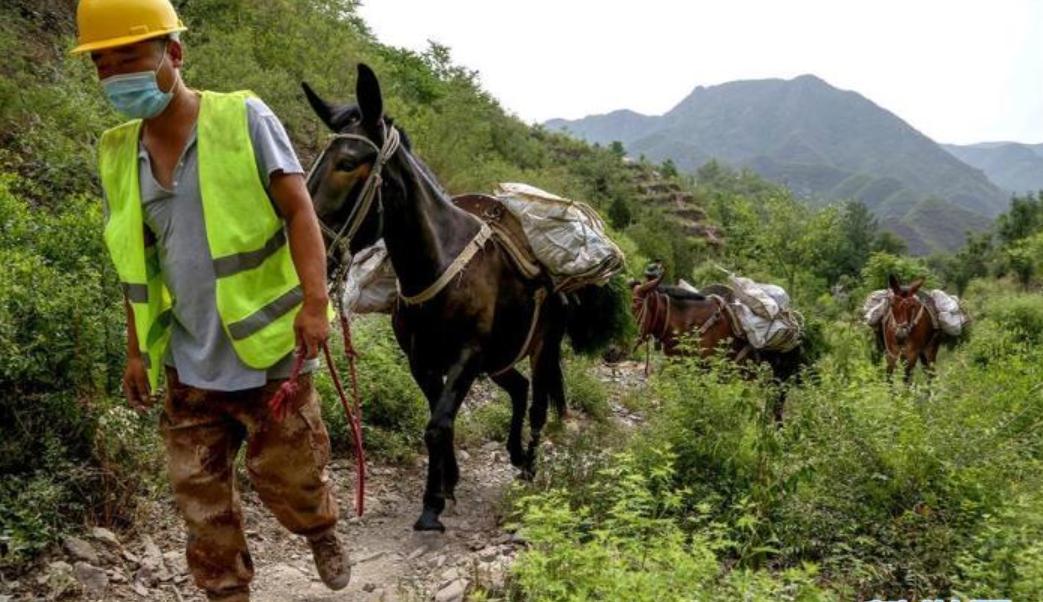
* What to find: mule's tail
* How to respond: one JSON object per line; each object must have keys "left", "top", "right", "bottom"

{"left": 564, "top": 275, "right": 637, "bottom": 357}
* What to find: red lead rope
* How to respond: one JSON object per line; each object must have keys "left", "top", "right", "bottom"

{"left": 268, "top": 314, "right": 367, "bottom": 517}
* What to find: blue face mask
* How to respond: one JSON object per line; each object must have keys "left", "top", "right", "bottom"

{"left": 101, "top": 51, "right": 175, "bottom": 120}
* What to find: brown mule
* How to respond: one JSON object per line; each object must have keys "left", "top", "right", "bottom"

{"left": 881, "top": 275, "right": 940, "bottom": 382}
{"left": 631, "top": 276, "right": 735, "bottom": 358}
{"left": 631, "top": 276, "right": 806, "bottom": 422}
{"left": 303, "top": 64, "right": 619, "bottom": 532}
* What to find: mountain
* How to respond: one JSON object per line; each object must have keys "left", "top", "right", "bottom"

{"left": 547, "top": 75, "right": 1010, "bottom": 253}
{"left": 942, "top": 142, "right": 1043, "bottom": 195}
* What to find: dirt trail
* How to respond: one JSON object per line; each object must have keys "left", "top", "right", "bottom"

{"left": 12, "top": 361, "right": 648, "bottom": 602}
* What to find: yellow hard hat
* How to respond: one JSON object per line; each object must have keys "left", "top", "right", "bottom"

{"left": 71, "top": 0, "right": 187, "bottom": 55}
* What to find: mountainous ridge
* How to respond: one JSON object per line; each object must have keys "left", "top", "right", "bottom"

{"left": 548, "top": 74, "right": 1011, "bottom": 253}
{"left": 943, "top": 141, "right": 1043, "bottom": 195}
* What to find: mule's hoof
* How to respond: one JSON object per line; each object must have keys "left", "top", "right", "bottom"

{"left": 508, "top": 451, "right": 527, "bottom": 468}
{"left": 413, "top": 509, "right": 445, "bottom": 532}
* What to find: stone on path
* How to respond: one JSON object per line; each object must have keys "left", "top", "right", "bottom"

{"left": 433, "top": 578, "right": 468, "bottom": 602}
{"left": 73, "top": 561, "right": 109, "bottom": 598}
{"left": 63, "top": 536, "right": 99, "bottom": 564}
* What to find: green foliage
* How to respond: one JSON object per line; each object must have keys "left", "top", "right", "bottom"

{"left": 0, "top": 175, "right": 153, "bottom": 564}
{"left": 510, "top": 288, "right": 1043, "bottom": 598}
{"left": 859, "top": 251, "right": 935, "bottom": 292}
{"left": 511, "top": 449, "right": 833, "bottom": 601}
{"left": 562, "top": 356, "right": 610, "bottom": 421}
{"left": 978, "top": 293, "right": 1043, "bottom": 344}
{"left": 995, "top": 191, "right": 1042, "bottom": 245}
{"left": 457, "top": 395, "right": 513, "bottom": 446}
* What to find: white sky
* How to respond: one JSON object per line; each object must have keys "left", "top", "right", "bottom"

{"left": 357, "top": 0, "right": 1043, "bottom": 145}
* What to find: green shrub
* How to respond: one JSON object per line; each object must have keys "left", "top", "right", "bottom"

{"left": 981, "top": 293, "right": 1043, "bottom": 344}
{"left": 563, "top": 356, "right": 610, "bottom": 421}
{"left": 510, "top": 449, "right": 835, "bottom": 601}
{"left": 0, "top": 177, "right": 138, "bottom": 565}
{"left": 457, "top": 395, "right": 513, "bottom": 447}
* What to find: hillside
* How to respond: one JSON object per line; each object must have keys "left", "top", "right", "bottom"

{"left": 548, "top": 74, "right": 1009, "bottom": 253}
{"left": 943, "top": 142, "right": 1043, "bottom": 195}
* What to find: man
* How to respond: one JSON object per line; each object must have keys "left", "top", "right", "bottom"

{"left": 71, "top": 1, "right": 350, "bottom": 600}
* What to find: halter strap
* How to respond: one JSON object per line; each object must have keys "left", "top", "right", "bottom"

{"left": 307, "top": 125, "right": 402, "bottom": 263}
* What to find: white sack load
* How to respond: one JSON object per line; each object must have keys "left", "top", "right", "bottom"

{"left": 863, "top": 289, "right": 890, "bottom": 327}
{"left": 726, "top": 275, "right": 803, "bottom": 352}
{"left": 928, "top": 289, "right": 969, "bottom": 336}
{"left": 677, "top": 279, "right": 700, "bottom": 295}
{"left": 343, "top": 241, "right": 397, "bottom": 314}
{"left": 728, "top": 275, "right": 791, "bottom": 319}
{"left": 493, "top": 183, "right": 624, "bottom": 291}
{"left": 731, "top": 303, "right": 804, "bottom": 352}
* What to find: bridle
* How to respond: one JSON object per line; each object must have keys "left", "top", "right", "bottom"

{"left": 306, "top": 122, "right": 401, "bottom": 265}
{"left": 885, "top": 292, "right": 925, "bottom": 342}
{"left": 884, "top": 292, "right": 926, "bottom": 352}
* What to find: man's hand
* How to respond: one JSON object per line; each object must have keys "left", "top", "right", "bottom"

{"left": 295, "top": 298, "right": 331, "bottom": 358}
{"left": 123, "top": 355, "right": 153, "bottom": 412}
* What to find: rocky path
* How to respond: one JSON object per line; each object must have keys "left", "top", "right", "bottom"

{"left": 10, "top": 361, "right": 649, "bottom": 602}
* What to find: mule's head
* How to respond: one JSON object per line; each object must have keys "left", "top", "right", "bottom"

{"left": 630, "top": 275, "right": 661, "bottom": 317}
{"left": 887, "top": 274, "right": 925, "bottom": 343}
{"left": 303, "top": 63, "right": 407, "bottom": 259}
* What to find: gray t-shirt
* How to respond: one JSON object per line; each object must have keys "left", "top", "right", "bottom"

{"left": 127, "top": 96, "right": 316, "bottom": 391}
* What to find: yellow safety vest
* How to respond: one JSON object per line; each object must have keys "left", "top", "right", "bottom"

{"left": 98, "top": 90, "right": 308, "bottom": 389}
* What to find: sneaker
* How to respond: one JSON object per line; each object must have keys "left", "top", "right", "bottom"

{"left": 308, "top": 529, "right": 351, "bottom": 590}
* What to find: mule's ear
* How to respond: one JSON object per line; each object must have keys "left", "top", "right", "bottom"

{"left": 888, "top": 274, "right": 901, "bottom": 294}
{"left": 908, "top": 277, "right": 925, "bottom": 295}
{"left": 356, "top": 63, "right": 383, "bottom": 125}
{"left": 302, "top": 81, "right": 338, "bottom": 131}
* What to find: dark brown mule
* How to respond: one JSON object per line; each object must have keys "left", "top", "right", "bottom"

{"left": 303, "top": 64, "right": 614, "bottom": 532}
{"left": 631, "top": 276, "right": 806, "bottom": 422}
{"left": 881, "top": 275, "right": 940, "bottom": 382}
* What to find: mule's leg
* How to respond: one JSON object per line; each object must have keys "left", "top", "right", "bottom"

{"left": 921, "top": 337, "right": 941, "bottom": 381}
{"left": 903, "top": 351, "right": 918, "bottom": 384}
{"left": 490, "top": 368, "right": 529, "bottom": 468}
{"left": 415, "top": 348, "right": 481, "bottom": 532}
{"left": 525, "top": 340, "right": 564, "bottom": 478}
{"left": 545, "top": 299, "right": 569, "bottom": 420}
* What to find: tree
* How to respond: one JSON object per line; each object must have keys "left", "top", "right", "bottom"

{"left": 660, "top": 158, "right": 678, "bottom": 179}
{"left": 860, "top": 252, "right": 934, "bottom": 292}
{"left": 607, "top": 196, "right": 632, "bottom": 229}
{"left": 936, "top": 231, "right": 993, "bottom": 295}
{"left": 1005, "top": 243, "right": 1035, "bottom": 290}
{"left": 609, "top": 141, "right": 626, "bottom": 158}
{"left": 996, "top": 192, "right": 1042, "bottom": 245}
{"left": 872, "top": 231, "right": 908, "bottom": 255}
{"left": 830, "top": 200, "right": 878, "bottom": 281}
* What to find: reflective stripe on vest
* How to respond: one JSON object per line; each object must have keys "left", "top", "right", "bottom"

{"left": 98, "top": 90, "right": 309, "bottom": 389}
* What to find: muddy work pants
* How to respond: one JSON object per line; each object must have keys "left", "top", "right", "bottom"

{"left": 161, "top": 368, "right": 339, "bottom": 600}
